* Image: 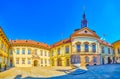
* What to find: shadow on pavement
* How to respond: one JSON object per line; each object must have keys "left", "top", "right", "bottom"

{"left": 14, "top": 75, "right": 22, "bottom": 79}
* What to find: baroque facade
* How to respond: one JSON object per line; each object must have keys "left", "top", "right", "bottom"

{"left": 0, "top": 27, "right": 10, "bottom": 70}
{"left": 10, "top": 40, "right": 50, "bottom": 67}
{"left": 112, "top": 40, "right": 120, "bottom": 63}
{"left": 0, "top": 12, "right": 116, "bottom": 69}
{"left": 50, "top": 13, "right": 114, "bottom": 67}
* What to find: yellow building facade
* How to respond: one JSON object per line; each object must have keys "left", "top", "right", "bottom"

{"left": 0, "top": 27, "right": 10, "bottom": 71}
{"left": 50, "top": 38, "right": 71, "bottom": 66}
{"left": 112, "top": 40, "right": 120, "bottom": 63}
{"left": 10, "top": 40, "right": 50, "bottom": 67}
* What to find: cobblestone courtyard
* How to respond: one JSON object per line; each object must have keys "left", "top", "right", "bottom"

{"left": 0, "top": 64, "right": 120, "bottom": 79}
{"left": 0, "top": 67, "right": 71, "bottom": 79}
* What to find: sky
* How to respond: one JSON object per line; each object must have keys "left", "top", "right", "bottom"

{"left": 0, "top": 0, "right": 120, "bottom": 45}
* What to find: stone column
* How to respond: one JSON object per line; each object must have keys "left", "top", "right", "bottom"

{"left": 81, "top": 43, "right": 84, "bottom": 52}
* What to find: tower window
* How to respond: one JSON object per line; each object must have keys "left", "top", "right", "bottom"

{"left": 76, "top": 44, "right": 81, "bottom": 52}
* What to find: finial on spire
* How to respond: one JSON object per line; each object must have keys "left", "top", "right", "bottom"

{"left": 81, "top": 6, "right": 88, "bottom": 28}
{"left": 83, "top": 5, "right": 85, "bottom": 12}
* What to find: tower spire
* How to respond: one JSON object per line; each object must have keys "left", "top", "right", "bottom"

{"left": 81, "top": 6, "right": 88, "bottom": 28}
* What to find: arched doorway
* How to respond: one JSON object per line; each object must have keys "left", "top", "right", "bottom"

{"left": 57, "top": 58, "right": 62, "bottom": 66}
{"left": 66, "top": 59, "right": 70, "bottom": 66}
{"left": 93, "top": 57, "right": 97, "bottom": 65}
{"left": 10, "top": 59, "right": 13, "bottom": 67}
{"left": 34, "top": 60, "right": 38, "bottom": 66}
{"left": 113, "top": 57, "right": 115, "bottom": 63}
{"left": 108, "top": 57, "right": 111, "bottom": 64}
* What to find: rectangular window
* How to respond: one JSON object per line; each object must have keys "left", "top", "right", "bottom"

{"left": 41, "top": 50, "right": 43, "bottom": 56}
{"left": 16, "top": 58, "right": 19, "bottom": 64}
{"left": 45, "top": 51, "right": 46, "bottom": 56}
{"left": 16, "top": 49, "right": 20, "bottom": 54}
{"left": 108, "top": 48, "right": 110, "bottom": 54}
{"left": 28, "top": 59, "right": 31, "bottom": 64}
{"left": 41, "top": 59, "right": 43, "bottom": 64}
{"left": 77, "top": 44, "right": 81, "bottom": 52}
{"left": 92, "top": 44, "right": 96, "bottom": 52}
{"left": 66, "top": 46, "right": 69, "bottom": 54}
{"left": 22, "top": 59, "right": 25, "bottom": 64}
{"left": 58, "top": 48, "right": 60, "bottom": 55}
{"left": 22, "top": 49, "right": 25, "bottom": 54}
{"left": 28, "top": 50, "right": 31, "bottom": 54}
{"left": 85, "top": 44, "right": 89, "bottom": 52}
{"left": 102, "top": 47, "right": 104, "bottom": 53}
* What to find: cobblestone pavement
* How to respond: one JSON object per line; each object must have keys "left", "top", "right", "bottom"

{"left": 0, "top": 64, "right": 120, "bottom": 79}
{"left": 0, "top": 66, "right": 72, "bottom": 79}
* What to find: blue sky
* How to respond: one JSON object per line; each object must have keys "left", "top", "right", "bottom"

{"left": 0, "top": 0, "right": 120, "bottom": 45}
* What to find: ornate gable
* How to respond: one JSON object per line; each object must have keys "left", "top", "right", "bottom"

{"left": 71, "top": 27, "right": 100, "bottom": 39}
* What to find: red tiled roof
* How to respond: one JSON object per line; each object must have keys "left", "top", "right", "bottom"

{"left": 98, "top": 39, "right": 112, "bottom": 47}
{"left": 51, "top": 38, "right": 71, "bottom": 48}
{"left": 11, "top": 40, "right": 50, "bottom": 49}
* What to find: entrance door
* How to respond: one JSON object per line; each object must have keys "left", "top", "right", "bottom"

{"left": 10, "top": 59, "right": 12, "bottom": 67}
{"left": 34, "top": 60, "right": 38, "bottom": 66}
{"left": 108, "top": 57, "right": 111, "bottom": 64}
{"left": 66, "top": 59, "right": 70, "bottom": 66}
{"left": 57, "top": 58, "right": 62, "bottom": 66}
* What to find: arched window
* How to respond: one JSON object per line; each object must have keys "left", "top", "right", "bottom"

{"left": 85, "top": 56, "right": 89, "bottom": 63}
{"left": 92, "top": 44, "right": 96, "bottom": 52}
{"left": 76, "top": 44, "right": 81, "bottom": 52}
{"left": 85, "top": 44, "right": 89, "bottom": 52}
{"left": 93, "top": 57, "right": 97, "bottom": 63}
